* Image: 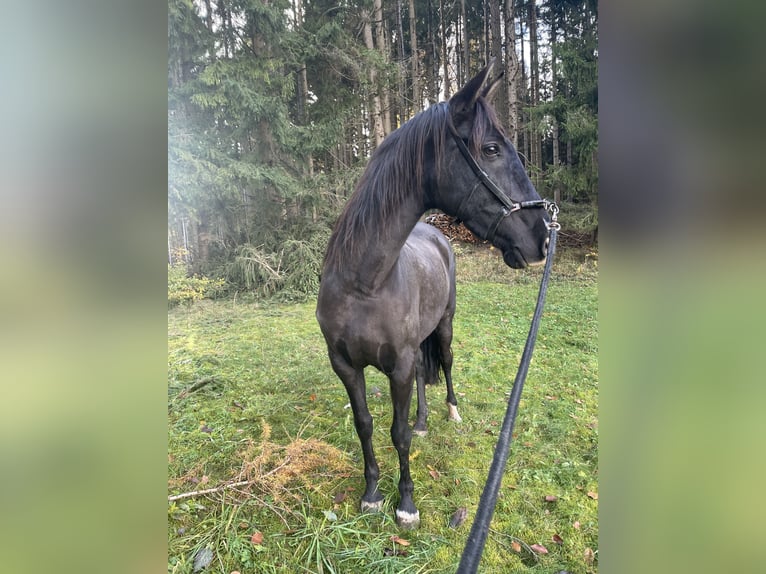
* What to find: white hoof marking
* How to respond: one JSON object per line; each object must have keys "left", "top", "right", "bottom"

{"left": 448, "top": 403, "right": 462, "bottom": 422}
{"left": 360, "top": 500, "right": 383, "bottom": 513}
{"left": 395, "top": 509, "right": 421, "bottom": 529}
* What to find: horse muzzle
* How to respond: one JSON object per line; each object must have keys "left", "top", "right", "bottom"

{"left": 503, "top": 247, "right": 528, "bottom": 269}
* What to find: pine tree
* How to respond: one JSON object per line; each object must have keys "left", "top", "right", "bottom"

{"left": 168, "top": 0, "right": 598, "bottom": 295}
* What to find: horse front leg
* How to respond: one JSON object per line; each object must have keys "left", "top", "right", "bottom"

{"left": 330, "top": 354, "right": 383, "bottom": 513}
{"left": 413, "top": 352, "right": 429, "bottom": 436}
{"left": 389, "top": 363, "right": 420, "bottom": 529}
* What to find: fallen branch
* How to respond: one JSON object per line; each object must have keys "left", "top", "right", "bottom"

{"left": 168, "top": 457, "right": 293, "bottom": 502}
{"left": 168, "top": 479, "right": 252, "bottom": 502}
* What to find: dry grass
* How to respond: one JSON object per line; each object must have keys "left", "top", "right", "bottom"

{"left": 234, "top": 421, "right": 354, "bottom": 503}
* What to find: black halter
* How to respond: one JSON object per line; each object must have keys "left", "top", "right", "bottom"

{"left": 447, "top": 115, "right": 556, "bottom": 242}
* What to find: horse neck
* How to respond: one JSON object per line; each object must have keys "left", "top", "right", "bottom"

{"left": 340, "top": 190, "right": 424, "bottom": 294}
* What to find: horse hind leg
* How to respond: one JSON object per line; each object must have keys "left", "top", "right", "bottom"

{"left": 444, "top": 358, "right": 462, "bottom": 422}
{"left": 413, "top": 350, "right": 429, "bottom": 437}
{"left": 437, "top": 317, "right": 462, "bottom": 422}
{"left": 329, "top": 351, "right": 384, "bottom": 513}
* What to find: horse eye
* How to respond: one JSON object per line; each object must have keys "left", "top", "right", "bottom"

{"left": 483, "top": 143, "right": 500, "bottom": 157}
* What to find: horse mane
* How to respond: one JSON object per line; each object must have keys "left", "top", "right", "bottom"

{"left": 323, "top": 97, "right": 504, "bottom": 272}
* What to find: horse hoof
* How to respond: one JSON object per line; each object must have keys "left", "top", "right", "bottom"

{"left": 395, "top": 509, "right": 420, "bottom": 530}
{"left": 413, "top": 427, "right": 428, "bottom": 437}
{"left": 360, "top": 499, "right": 383, "bottom": 513}
{"left": 447, "top": 403, "right": 462, "bottom": 422}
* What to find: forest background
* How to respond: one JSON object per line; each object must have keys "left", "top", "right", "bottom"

{"left": 168, "top": 0, "right": 598, "bottom": 298}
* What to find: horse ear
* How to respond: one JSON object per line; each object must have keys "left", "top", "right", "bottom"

{"left": 450, "top": 58, "right": 496, "bottom": 120}
{"left": 481, "top": 71, "right": 505, "bottom": 102}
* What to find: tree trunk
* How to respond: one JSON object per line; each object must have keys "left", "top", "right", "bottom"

{"left": 373, "top": 0, "right": 392, "bottom": 135}
{"left": 218, "top": 0, "right": 229, "bottom": 59}
{"left": 182, "top": 218, "right": 190, "bottom": 262}
{"left": 488, "top": 0, "right": 505, "bottom": 116}
{"left": 362, "top": 10, "right": 385, "bottom": 148}
{"left": 439, "top": 0, "right": 450, "bottom": 98}
{"left": 519, "top": 12, "right": 529, "bottom": 164}
{"left": 202, "top": 0, "right": 213, "bottom": 31}
{"left": 563, "top": 11, "right": 573, "bottom": 170}
{"left": 483, "top": 1, "right": 489, "bottom": 64}
{"left": 460, "top": 0, "right": 469, "bottom": 82}
{"left": 504, "top": 0, "right": 520, "bottom": 145}
{"left": 550, "top": 4, "right": 560, "bottom": 203}
{"left": 429, "top": 0, "right": 439, "bottom": 103}
{"left": 408, "top": 0, "right": 419, "bottom": 111}
{"left": 527, "top": 0, "right": 541, "bottom": 184}
{"left": 301, "top": 64, "right": 313, "bottom": 176}
{"left": 293, "top": 0, "right": 313, "bottom": 176}
{"left": 225, "top": 1, "right": 234, "bottom": 59}
{"left": 395, "top": 0, "right": 406, "bottom": 122}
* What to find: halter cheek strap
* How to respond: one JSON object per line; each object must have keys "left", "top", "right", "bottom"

{"left": 455, "top": 180, "right": 481, "bottom": 224}
{"left": 456, "top": 181, "right": 510, "bottom": 244}
{"left": 485, "top": 207, "right": 510, "bottom": 244}
{"left": 446, "top": 114, "right": 557, "bottom": 240}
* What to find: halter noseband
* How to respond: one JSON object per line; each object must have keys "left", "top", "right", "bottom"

{"left": 447, "top": 115, "right": 558, "bottom": 242}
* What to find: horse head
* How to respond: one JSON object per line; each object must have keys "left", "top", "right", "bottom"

{"left": 432, "top": 61, "right": 551, "bottom": 269}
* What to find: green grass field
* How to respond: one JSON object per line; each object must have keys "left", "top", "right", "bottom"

{"left": 168, "top": 246, "right": 598, "bottom": 573}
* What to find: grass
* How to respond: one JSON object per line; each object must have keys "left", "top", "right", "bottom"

{"left": 168, "top": 245, "right": 597, "bottom": 573}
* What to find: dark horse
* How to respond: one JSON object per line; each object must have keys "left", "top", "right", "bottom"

{"left": 316, "top": 62, "right": 550, "bottom": 529}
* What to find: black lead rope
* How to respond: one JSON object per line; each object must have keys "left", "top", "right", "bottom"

{"left": 456, "top": 207, "right": 560, "bottom": 574}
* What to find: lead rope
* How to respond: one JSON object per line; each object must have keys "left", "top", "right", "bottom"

{"left": 456, "top": 203, "right": 560, "bottom": 574}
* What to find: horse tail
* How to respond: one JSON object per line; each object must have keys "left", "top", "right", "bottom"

{"left": 419, "top": 331, "right": 443, "bottom": 386}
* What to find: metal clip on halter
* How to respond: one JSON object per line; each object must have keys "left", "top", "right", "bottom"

{"left": 544, "top": 200, "right": 561, "bottom": 230}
